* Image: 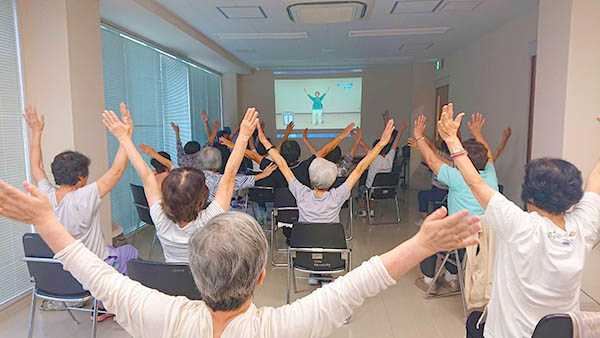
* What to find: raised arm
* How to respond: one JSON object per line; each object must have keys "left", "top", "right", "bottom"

{"left": 467, "top": 113, "right": 494, "bottom": 165}
{"left": 201, "top": 110, "right": 211, "bottom": 141}
{"left": 207, "top": 120, "right": 220, "bottom": 145}
{"left": 96, "top": 103, "right": 131, "bottom": 198}
{"left": 253, "top": 163, "right": 277, "bottom": 182}
{"left": 391, "top": 121, "right": 408, "bottom": 150}
{"left": 213, "top": 109, "right": 257, "bottom": 211}
{"left": 102, "top": 110, "right": 161, "bottom": 206}
{"left": 139, "top": 144, "right": 174, "bottom": 170}
{"left": 492, "top": 126, "right": 512, "bottom": 162}
{"left": 413, "top": 115, "right": 445, "bottom": 175}
{"left": 219, "top": 136, "right": 264, "bottom": 165}
{"left": 302, "top": 128, "right": 318, "bottom": 156}
{"left": 277, "top": 121, "right": 294, "bottom": 151}
{"left": 345, "top": 120, "right": 394, "bottom": 188}
{"left": 439, "top": 104, "right": 496, "bottom": 208}
{"left": 349, "top": 127, "right": 363, "bottom": 157}
{"left": 23, "top": 106, "right": 47, "bottom": 183}
{"left": 316, "top": 123, "right": 354, "bottom": 158}
{"left": 258, "top": 122, "right": 295, "bottom": 182}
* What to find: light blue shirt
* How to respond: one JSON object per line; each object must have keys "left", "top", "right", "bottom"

{"left": 437, "top": 162, "right": 499, "bottom": 216}
{"left": 308, "top": 93, "right": 326, "bottom": 110}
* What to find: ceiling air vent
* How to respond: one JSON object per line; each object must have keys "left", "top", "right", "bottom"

{"left": 284, "top": 1, "right": 369, "bottom": 24}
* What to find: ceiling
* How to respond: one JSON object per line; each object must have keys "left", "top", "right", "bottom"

{"left": 100, "top": 0, "right": 539, "bottom": 73}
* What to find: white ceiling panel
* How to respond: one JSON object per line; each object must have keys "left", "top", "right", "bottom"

{"left": 391, "top": 1, "right": 442, "bottom": 14}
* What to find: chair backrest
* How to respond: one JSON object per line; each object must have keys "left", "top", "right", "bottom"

{"left": 370, "top": 172, "right": 400, "bottom": 199}
{"left": 290, "top": 223, "right": 347, "bottom": 271}
{"left": 130, "top": 183, "right": 149, "bottom": 207}
{"left": 127, "top": 259, "right": 201, "bottom": 300}
{"left": 22, "top": 233, "right": 89, "bottom": 298}
{"left": 532, "top": 314, "right": 573, "bottom": 338}
{"left": 274, "top": 187, "right": 297, "bottom": 207}
{"left": 248, "top": 186, "right": 275, "bottom": 203}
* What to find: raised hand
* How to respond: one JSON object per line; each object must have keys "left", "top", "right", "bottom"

{"left": 413, "top": 115, "right": 426, "bottom": 139}
{"left": 170, "top": 122, "right": 180, "bottom": 135}
{"left": 407, "top": 137, "right": 417, "bottom": 148}
{"left": 257, "top": 119, "right": 269, "bottom": 145}
{"left": 467, "top": 112, "right": 485, "bottom": 136}
{"left": 503, "top": 126, "right": 512, "bottom": 140}
{"left": 238, "top": 107, "right": 259, "bottom": 139}
{"left": 437, "top": 104, "right": 464, "bottom": 142}
{"left": 219, "top": 136, "right": 234, "bottom": 149}
{"left": 285, "top": 121, "right": 295, "bottom": 134}
{"left": 201, "top": 110, "right": 209, "bottom": 123}
{"left": 102, "top": 110, "right": 129, "bottom": 139}
{"left": 23, "top": 106, "right": 45, "bottom": 134}
{"left": 120, "top": 102, "right": 134, "bottom": 136}
{"left": 414, "top": 207, "right": 481, "bottom": 254}
{"left": 138, "top": 143, "right": 158, "bottom": 157}
{"left": 302, "top": 128, "right": 309, "bottom": 140}
{"left": 351, "top": 127, "right": 362, "bottom": 140}
{"left": 399, "top": 120, "right": 409, "bottom": 131}
{"left": 0, "top": 180, "right": 55, "bottom": 226}
{"left": 379, "top": 119, "right": 396, "bottom": 145}
{"left": 382, "top": 110, "right": 390, "bottom": 123}
{"left": 213, "top": 120, "right": 220, "bottom": 131}
{"left": 262, "top": 163, "right": 277, "bottom": 176}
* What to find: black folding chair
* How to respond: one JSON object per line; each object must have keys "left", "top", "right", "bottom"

{"left": 243, "top": 177, "right": 275, "bottom": 233}
{"left": 531, "top": 314, "right": 573, "bottom": 338}
{"left": 270, "top": 188, "right": 299, "bottom": 267}
{"left": 366, "top": 172, "right": 401, "bottom": 224}
{"left": 127, "top": 259, "right": 201, "bottom": 300}
{"left": 286, "top": 223, "right": 351, "bottom": 304}
{"left": 130, "top": 184, "right": 158, "bottom": 256}
{"left": 22, "top": 233, "right": 106, "bottom": 338}
{"left": 332, "top": 176, "right": 353, "bottom": 240}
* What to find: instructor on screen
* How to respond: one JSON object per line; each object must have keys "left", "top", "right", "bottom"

{"left": 304, "top": 87, "right": 330, "bottom": 125}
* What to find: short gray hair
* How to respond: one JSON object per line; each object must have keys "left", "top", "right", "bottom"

{"left": 309, "top": 157, "right": 337, "bottom": 190}
{"left": 199, "top": 146, "right": 222, "bottom": 170}
{"left": 188, "top": 212, "right": 268, "bottom": 311}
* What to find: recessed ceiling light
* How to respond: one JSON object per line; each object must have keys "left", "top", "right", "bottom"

{"left": 349, "top": 27, "right": 449, "bottom": 37}
{"left": 215, "top": 32, "right": 309, "bottom": 40}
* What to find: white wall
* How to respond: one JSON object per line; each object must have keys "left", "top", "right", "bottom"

{"left": 434, "top": 7, "right": 539, "bottom": 203}
{"left": 221, "top": 72, "right": 238, "bottom": 129}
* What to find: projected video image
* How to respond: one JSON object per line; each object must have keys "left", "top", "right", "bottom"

{"left": 274, "top": 78, "right": 362, "bottom": 130}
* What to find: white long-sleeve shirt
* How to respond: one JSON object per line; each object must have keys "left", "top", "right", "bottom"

{"left": 55, "top": 240, "right": 396, "bottom": 337}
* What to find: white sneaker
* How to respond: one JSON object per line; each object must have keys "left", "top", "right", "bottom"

{"left": 369, "top": 209, "right": 375, "bottom": 217}
{"left": 359, "top": 210, "right": 367, "bottom": 218}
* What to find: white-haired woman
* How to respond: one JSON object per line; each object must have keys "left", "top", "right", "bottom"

{"left": 256, "top": 119, "right": 397, "bottom": 224}
{"left": 0, "top": 175, "right": 480, "bottom": 338}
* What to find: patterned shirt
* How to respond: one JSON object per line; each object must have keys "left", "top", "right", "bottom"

{"left": 176, "top": 140, "right": 202, "bottom": 169}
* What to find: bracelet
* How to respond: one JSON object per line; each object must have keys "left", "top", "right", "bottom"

{"left": 267, "top": 146, "right": 276, "bottom": 152}
{"left": 450, "top": 147, "right": 466, "bottom": 155}
{"left": 451, "top": 150, "right": 468, "bottom": 159}
{"left": 415, "top": 137, "right": 425, "bottom": 142}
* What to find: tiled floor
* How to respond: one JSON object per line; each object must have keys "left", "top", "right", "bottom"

{"left": 1, "top": 190, "right": 599, "bottom": 337}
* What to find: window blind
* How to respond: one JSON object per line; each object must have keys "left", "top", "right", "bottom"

{"left": 0, "top": 0, "right": 32, "bottom": 306}
{"left": 101, "top": 25, "right": 221, "bottom": 235}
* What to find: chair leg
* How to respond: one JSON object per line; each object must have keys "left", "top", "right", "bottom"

{"left": 286, "top": 252, "right": 291, "bottom": 304}
{"left": 91, "top": 299, "right": 98, "bottom": 338}
{"left": 251, "top": 202, "right": 257, "bottom": 218}
{"left": 455, "top": 250, "right": 468, "bottom": 318}
{"left": 347, "top": 198, "right": 353, "bottom": 240}
{"left": 131, "top": 215, "right": 141, "bottom": 247}
{"left": 244, "top": 194, "right": 249, "bottom": 212}
{"left": 394, "top": 195, "right": 401, "bottom": 223}
{"left": 426, "top": 253, "right": 450, "bottom": 298}
{"left": 64, "top": 302, "right": 80, "bottom": 325}
{"left": 292, "top": 265, "right": 298, "bottom": 294}
{"left": 28, "top": 289, "right": 37, "bottom": 338}
{"left": 366, "top": 191, "right": 373, "bottom": 225}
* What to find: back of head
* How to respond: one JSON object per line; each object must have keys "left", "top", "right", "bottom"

{"left": 281, "top": 140, "right": 301, "bottom": 165}
{"left": 256, "top": 138, "right": 271, "bottom": 156}
{"left": 325, "top": 146, "right": 342, "bottom": 164}
{"left": 199, "top": 146, "right": 222, "bottom": 171}
{"left": 216, "top": 127, "right": 232, "bottom": 140}
{"left": 188, "top": 211, "right": 268, "bottom": 311}
{"left": 521, "top": 158, "right": 583, "bottom": 214}
{"left": 184, "top": 141, "right": 201, "bottom": 155}
{"left": 51, "top": 151, "right": 90, "bottom": 186}
{"left": 463, "top": 140, "right": 488, "bottom": 170}
{"left": 150, "top": 151, "right": 171, "bottom": 173}
{"left": 161, "top": 168, "right": 209, "bottom": 223}
{"left": 309, "top": 157, "right": 337, "bottom": 190}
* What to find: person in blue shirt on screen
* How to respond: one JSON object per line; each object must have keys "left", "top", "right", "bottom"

{"left": 304, "top": 87, "right": 330, "bottom": 125}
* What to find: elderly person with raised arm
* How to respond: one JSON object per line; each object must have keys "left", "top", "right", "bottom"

{"left": 412, "top": 113, "right": 499, "bottom": 295}
{"left": 104, "top": 108, "right": 259, "bottom": 263}
{"left": 0, "top": 173, "right": 481, "bottom": 338}
{"left": 437, "top": 104, "right": 600, "bottom": 338}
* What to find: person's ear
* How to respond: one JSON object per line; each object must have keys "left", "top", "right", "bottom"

{"left": 256, "top": 268, "right": 267, "bottom": 286}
